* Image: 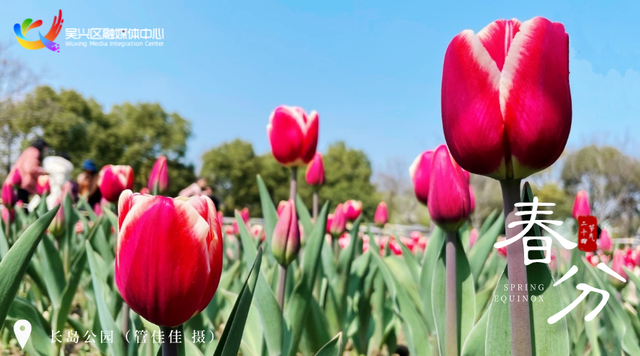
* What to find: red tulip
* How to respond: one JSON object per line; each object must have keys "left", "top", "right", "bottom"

{"left": 469, "top": 228, "right": 479, "bottom": 248}
{"left": 99, "top": 165, "right": 134, "bottom": 203}
{"left": 140, "top": 187, "right": 150, "bottom": 195}
{"left": 94, "top": 202, "right": 104, "bottom": 217}
{"left": 37, "top": 175, "right": 50, "bottom": 195}
{"left": 427, "top": 145, "right": 471, "bottom": 232}
{"left": 634, "top": 246, "right": 640, "bottom": 267}
{"left": 267, "top": 105, "right": 319, "bottom": 167}
{"left": 585, "top": 252, "right": 600, "bottom": 267}
{"left": 374, "top": 202, "right": 388, "bottom": 226}
{"left": 239, "top": 207, "right": 250, "bottom": 223}
{"left": 409, "top": 150, "right": 434, "bottom": 205}
{"left": 572, "top": 190, "right": 591, "bottom": 220}
{"left": 410, "top": 231, "right": 422, "bottom": 241}
{"left": 305, "top": 153, "right": 325, "bottom": 186}
{"left": 251, "top": 224, "right": 266, "bottom": 243}
{"left": 329, "top": 203, "right": 346, "bottom": 237}
{"left": 116, "top": 190, "right": 223, "bottom": 327}
{"left": 610, "top": 249, "right": 631, "bottom": 290}
{"left": 5, "top": 168, "right": 21, "bottom": 187}
{"left": 148, "top": 156, "right": 169, "bottom": 194}
{"left": 343, "top": 200, "right": 362, "bottom": 221}
{"left": 2, "top": 183, "right": 17, "bottom": 208}
{"left": 388, "top": 236, "right": 402, "bottom": 256}
{"left": 598, "top": 228, "right": 613, "bottom": 255}
{"left": 338, "top": 233, "right": 350, "bottom": 249}
{"left": 441, "top": 17, "right": 571, "bottom": 179}
{"left": 271, "top": 199, "right": 300, "bottom": 267}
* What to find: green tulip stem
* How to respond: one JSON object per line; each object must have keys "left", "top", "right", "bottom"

{"left": 4, "top": 216, "right": 10, "bottom": 245}
{"left": 290, "top": 167, "right": 298, "bottom": 201}
{"left": 445, "top": 231, "right": 458, "bottom": 356}
{"left": 160, "top": 325, "right": 184, "bottom": 356}
{"left": 312, "top": 190, "right": 318, "bottom": 221}
{"left": 121, "top": 305, "right": 130, "bottom": 339}
{"left": 277, "top": 265, "right": 287, "bottom": 310}
{"left": 500, "top": 179, "right": 533, "bottom": 356}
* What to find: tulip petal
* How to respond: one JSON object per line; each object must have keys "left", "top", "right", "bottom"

{"left": 500, "top": 17, "right": 571, "bottom": 179}
{"left": 301, "top": 111, "right": 319, "bottom": 164}
{"left": 477, "top": 19, "right": 521, "bottom": 71}
{"left": 442, "top": 30, "right": 506, "bottom": 178}
{"left": 267, "top": 106, "right": 305, "bottom": 167}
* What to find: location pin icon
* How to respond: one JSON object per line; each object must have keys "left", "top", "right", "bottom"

{"left": 13, "top": 319, "right": 31, "bottom": 349}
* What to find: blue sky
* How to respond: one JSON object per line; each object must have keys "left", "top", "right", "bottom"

{"left": 1, "top": 0, "right": 639, "bottom": 174}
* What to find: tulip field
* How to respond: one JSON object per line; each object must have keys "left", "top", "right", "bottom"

{"left": 2, "top": 14, "right": 640, "bottom": 356}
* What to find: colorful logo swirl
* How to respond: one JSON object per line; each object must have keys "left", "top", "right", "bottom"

{"left": 14, "top": 10, "right": 63, "bottom": 52}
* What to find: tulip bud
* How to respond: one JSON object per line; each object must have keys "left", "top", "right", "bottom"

{"left": 610, "top": 249, "right": 631, "bottom": 290}
{"left": 116, "top": 190, "right": 223, "bottom": 327}
{"left": 598, "top": 229, "right": 613, "bottom": 255}
{"left": 338, "top": 233, "right": 350, "bottom": 249}
{"left": 469, "top": 228, "right": 479, "bottom": 248}
{"left": 148, "top": 156, "right": 169, "bottom": 194}
{"left": 442, "top": 17, "right": 571, "bottom": 180}
{"left": 94, "top": 202, "right": 104, "bottom": 217}
{"left": 5, "top": 168, "right": 21, "bottom": 187}
{"left": 277, "top": 201, "right": 287, "bottom": 216}
{"left": 572, "top": 190, "right": 591, "bottom": 220}
{"left": 305, "top": 153, "right": 325, "bottom": 186}
{"left": 239, "top": 207, "right": 250, "bottom": 223}
{"left": 1, "top": 207, "right": 14, "bottom": 224}
{"left": 427, "top": 145, "right": 471, "bottom": 232}
{"left": 329, "top": 204, "right": 346, "bottom": 237}
{"left": 343, "top": 200, "right": 362, "bottom": 221}
{"left": 409, "top": 150, "right": 434, "bottom": 205}
{"left": 271, "top": 199, "right": 300, "bottom": 267}
{"left": 585, "top": 252, "right": 600, "bottom": 267}
{"left": 267, "top": 106, "right": 319, "bottom": 167}
{"left": 2, "top": 183, "right": 17, "bottom": 209}
{"left": 49, "top": 199, "right": 65, "bottom": 238}
{"left": 251, "top": 224, "right": 266, "bottom": 243}
{"left": 99, "top": 165, "right": 134, "bottom": 203}
{"left": 374, "top": 202, "right": 388, "bottom": 226}
{"left": 37, "top": 175, "right": 50, "bottom": 196}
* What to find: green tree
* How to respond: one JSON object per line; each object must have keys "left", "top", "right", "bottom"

{"left": 561, "top": 145, "right": 640, "bottom": 236}
{"left": 14, "top": 86, "right": 194, "bottom": 193}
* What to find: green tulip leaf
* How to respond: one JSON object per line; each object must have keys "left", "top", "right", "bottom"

{"left": 461, "top": 306, "right": 489, "bottom": 356}
{"left": 7, "top": 297, "right": 53, "bottom": 356}
{"left": 468, "top": 212, "right": 504, "bottom": 282}
{"left": 431, "top": 234, "right": 476, "bottom": 356}
{"left": 314, "top": 332, "right": 343, "bottom": 356}
{"left": 0, "top": 206, "right": 59, "bottom": 326}
{"left": 257, "top": 175, "right": 278, "bottom": 244}
{"left": 283, "top": 202, "right": 329, "bottom": 356}
{"left": 478, "top": 209, "right": 499, "bottom": 237}
{"left": 370, "top": 249, "right": 431, "bottom": 356}
{"left": 296, "top": 193, "right": 313, "bottom": 239}
{"left": 85, "top": 240, "right": 127, "bottom": 356}
{"left": 235, "top": 211, "right": 283, "bottom": 356}
{"left": 213, "top": 247, "right": 263, "bottom": 356}
{"left": 419, "top": 226, "right": 444, "bottom": 334}
{"left": 36, "top": 234, "right": 66, "bottom": 307}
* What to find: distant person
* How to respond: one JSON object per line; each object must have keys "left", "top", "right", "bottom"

{"left": 6, "top": 138, "right": 48, "bottom": 204}
{"left": 179, "top": 178, "right": 207, "bottom": 197}
{"left": 205, "top": 186, "right": 222, "bottom": 211}
{"left": 43, "top": 152, "right": 74, "bottom": 209}
{"left": 77, "top": 159, "right": 101, "bottom": 207}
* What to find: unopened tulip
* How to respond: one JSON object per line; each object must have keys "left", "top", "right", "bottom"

{"left": 374, "top": 202, "right": 388, "bottom": 226}
{"left": 99, "top": 165, "right": 134, "bottom": 203}
{"left": 271, "top": 199, "right": 300, "bottom": 267}
{"left": 610, "top": 249, "right": 632, "bottom": 290}
{"left": 37, "top": 175, "right": 50, "bottom": 195}
{"left": 1, "top": 207, "right": 14, "bottom": 224}
{"left": 409, "top": 150, "right": 434, "bottom": 205}
{"left": 305, "top": 153, "right": 325, "bottom": 186}
{"left": 239, "top": 207, "right": 250, "bottom": 223}
{"left": 338, "top": 233, "right": 350, "bottom": 249}
{"left": 388, "top": 236, "right": 402, "bottom": 256}
{"left": 329, "top": 204, "right": 346, "bottom": 237}
{"left": 598, "top": 229, "right": 613, "bottom": 255}
{"left": 2, "top": 184, "right": 16, "bottom": 208}
{"left": 116, "top": 191, "right": 223, "bottom": 327}
{"left": 49, "top": 199, "right": 65, "bottom": 238}
{"left": 442, "top": 17, "right": 571, "bottom": 179}
{"left": 469, "top": 228, "right": 479, "bottom": 248}
{"left": 252, "top": 225, "right": 266, "bottom": 243}
{"left": 343, "top": 200, "right": 362, "bottom": 221}
{"left": 267, "top": 106, "right": 319, "bottom": 167}
{"left": 94, "top": 202, "right": 104, "bottom": 217}
{"left": 5, "top": 168, "right": 21, "bottom": 187}
{"left": 140, "top": 187, "right": 150, "bottom": 195}
{"left": 572, "top": 190, "right": 591, "bottom": 220}
{"left": 585, "top": 252, "right": 600, "bottom": 267}
{"left": 148, "top": 156, "right": 169, "bottom": 194}
{"left": 277, "top": 201, "right": 287, "bottom": 216}
{"left": 427, "top": 145, "right": 471, "bottom": 232}
{"left": 410, "top": 231, "right": 422, "bottom": 241}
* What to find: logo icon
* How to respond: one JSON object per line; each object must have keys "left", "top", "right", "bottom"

{"left": 13, "top": 319, "right": 31, "bottom": 349}
{"left": 14, "top": 10, "right": 63, "bottom": 52}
